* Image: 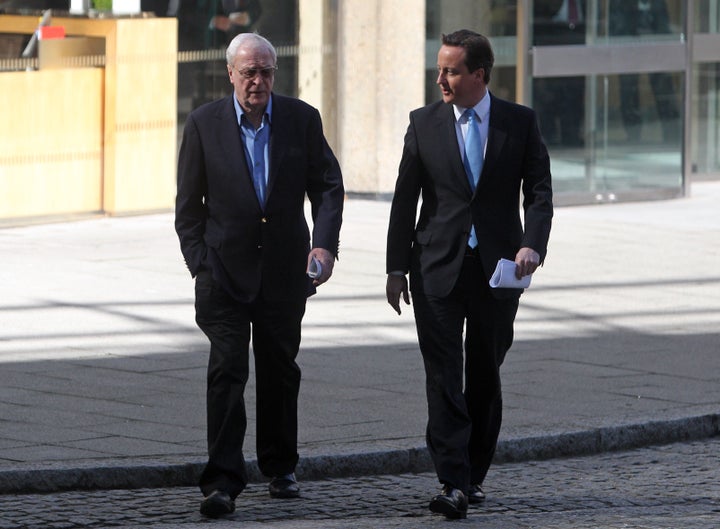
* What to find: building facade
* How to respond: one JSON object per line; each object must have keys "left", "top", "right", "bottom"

{"left": 170, "top": 0, "right": 717, "bottom": 205}
{"left": 1, "top": 0, "right": 719, "bottom": 221}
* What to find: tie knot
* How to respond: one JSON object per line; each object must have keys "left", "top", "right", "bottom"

{"left": 464, "top": 109, "right": 477, "bottom": 123}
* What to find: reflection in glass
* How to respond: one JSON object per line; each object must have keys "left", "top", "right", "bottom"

{"left": 541, "top": 71, "right": 684, "bottom": 196}
{"left": 167, "top": 0, "right": 298, "bottom": 120}
{"left": 692, "top": 63, "right": 720, "bottom": 176}
{"left": 695, "top": 0, "right": 720, "bottom": 33}
{"left": 424, "top": 0, "right": 517, "bottom": 104}
{"left": 532, "top": 0, "right": 587, "bottom": 148}
{"left": 605, "top": 0, "right": 683, "bottom": 146}
{"left": 533, "top": 0, "right": 587, "bottom": 46}
{"left": 601, "top": 0, "right": 682, "bottom": 43}
{"left": 599, "top": 1, "right": 684, "bottom": 193}
{"left": 616, "top": 72, "right": 681, "bottom": 143}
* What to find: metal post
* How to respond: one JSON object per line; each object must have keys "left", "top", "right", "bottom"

{"left": 683, "top": 0, "right": 695, "bottom": 198}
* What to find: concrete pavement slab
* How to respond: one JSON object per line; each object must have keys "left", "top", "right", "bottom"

{"left": 0, "top": 183, "right": 718, "bottom": 492}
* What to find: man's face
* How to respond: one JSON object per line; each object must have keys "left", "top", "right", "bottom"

{"left": 436, "top": 45, "right": 486, "bottom": 108}
{"left": 227, "top": 45, "right": 275, "bottom": 113}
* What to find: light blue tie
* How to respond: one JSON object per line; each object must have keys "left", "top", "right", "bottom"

{"left": 463, "top": 109, "right": 483, "bottom": 248}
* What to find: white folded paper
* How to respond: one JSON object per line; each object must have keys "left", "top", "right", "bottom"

{"left": 489, "top": 258, "right": 531, "bottom": 289}
{"left": 307, "top": 256, "right": 323, "bottom": 279}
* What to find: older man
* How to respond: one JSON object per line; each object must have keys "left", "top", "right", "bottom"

{"left": 175, "top": 33, "right": 344, "bottom": 518}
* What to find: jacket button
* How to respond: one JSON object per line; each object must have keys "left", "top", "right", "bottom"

{"left": 261, "top": 217, "right": 268, "bottom": 223}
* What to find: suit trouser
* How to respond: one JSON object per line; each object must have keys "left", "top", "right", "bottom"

{"left": 411, "top": 254, "right": 519, "bottom": 493}
{"left": 618, "top": 73, "right": 680, "bottom": 142}
{"left": 194, "top": 270, "right": 306, "bottom": 498}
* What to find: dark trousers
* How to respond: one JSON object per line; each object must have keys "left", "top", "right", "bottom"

{"left": 619, "top": 73, "right": 680, "bottom": 142}
{"left": 534, "top": 75, "right": 585, "bottom": 146}
{"left": 411, "top": 255, "right": 519, "bottom": 493}
{"left": 194, "top": 270, "right": 306, "bottom": 498}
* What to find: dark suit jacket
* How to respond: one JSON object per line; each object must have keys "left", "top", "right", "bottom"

{"left": 386, "top": 94, "right": 553, "bottom": 300}
{"left": 175, "top": 93, "right": 344, "bottom": 304}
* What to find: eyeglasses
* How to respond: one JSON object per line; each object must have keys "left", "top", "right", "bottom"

{"left": 231, "top": 65, "right": 277, "bottom": 80}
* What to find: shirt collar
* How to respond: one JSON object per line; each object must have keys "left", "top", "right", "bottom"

{"left": 233, "top": 93, "right": 273, "bottom": 126}
{"left": 453, "top": 90, "right": 491, "bottom": 123}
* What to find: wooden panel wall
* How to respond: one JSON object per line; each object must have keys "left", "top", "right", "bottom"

{"left": 0, "top": 15, "right": 177, "bottom": 221}
{"left": 0, "top": 68, "right": 103, "bottom": 218}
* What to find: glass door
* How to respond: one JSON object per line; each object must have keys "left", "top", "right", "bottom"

{"left": 530, "top": 0, "right": 686, "bottom": 204}
{"left": 691, "top": 0, "right": 720, "bottom": 180}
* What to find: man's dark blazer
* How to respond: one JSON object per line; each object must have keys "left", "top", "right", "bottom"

{"left": 386, "top": 94, "right": 553, "bottom": 300}
{"left": 175, "top": 93, "right": 344, "bottom": 304}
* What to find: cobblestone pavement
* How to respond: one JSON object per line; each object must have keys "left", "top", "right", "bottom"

{"left": 2, "top": 438, "right": 718, "bottom": 529}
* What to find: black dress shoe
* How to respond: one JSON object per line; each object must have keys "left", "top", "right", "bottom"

{"left": 269, "top": 473, "right": 300, "bottom": 498}
{"left": 468, "top": 483, "right": 486, "bottom": 504}
{"left": 429, "top": 485, "right": 468, "bottom": 519}
{"left": 200, "top": 490, "right": 235, "bottom": 518}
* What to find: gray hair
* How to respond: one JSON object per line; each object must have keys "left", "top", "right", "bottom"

{"left": 226, "top": 33, "right": 277, "bottom": 66}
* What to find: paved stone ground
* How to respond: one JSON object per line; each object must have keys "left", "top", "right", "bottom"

{"left": 1, "top": 438, "right": 718, "bottom": 529}
{"left": 2, "top": 187, "right": 719, "bottom": 491}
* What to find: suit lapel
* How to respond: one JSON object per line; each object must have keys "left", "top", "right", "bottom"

{"left": 435, "top": 103, "right": 473, "bottom": 195}
{"left": 215, "top": 95, "right": 264, "bottom": 210}
{"left": 216, "top": 96, "right": 250, "bottom": 180}
{"left": 479, "top": 94, "right": 508, "bottom": 188}
{"left": 266, "top": 93, "right": 289, "bottom": 201}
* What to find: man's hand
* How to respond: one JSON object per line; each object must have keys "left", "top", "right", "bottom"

{"left": 386, "top": 274, "right": 410, "bottom": 315}
{"left": 210, "top": 15, "right": 231, "bottom": 31}
{"left": 307, "top": 248, "right": 335, "bottom": 286}
{"left": 228, "top": 11, "right": 251, "bottom": 26}
{"left": 514, "top": 247, "right": 540, "bottom": 279}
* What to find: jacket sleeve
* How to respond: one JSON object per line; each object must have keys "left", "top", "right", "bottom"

{"left": 305, "top": 108, "right": 345, "bottom": 258}
{"left": 520, "top": 110, "right": 553, "bottom": 263}
{"left": 174, "top": 113, "right": 208, "bottom": 277}
{"left": 386, "top": 112, "right": 423, "bottom": 274}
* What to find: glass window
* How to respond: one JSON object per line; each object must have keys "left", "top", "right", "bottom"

{"left": 695, "top": 0, "right": 720, "bottom": 33}
{"left": 532, "top": 1, "right": 588, "bottom": 149}
{"left": 597, "top": 0, "right": 684, "bottom": 44}
{"left": 170, "top": 0, "right": 299, "bottom": 121}
{"left": 691, "top": 2, "right": 720, "bottom": 177}
{"left": 532, "top": 0, "right": 686, "bottom": 200}
{"left": 550, "top": 71, "right": 683, "bottom": 197}
{"left": 533, "top": 0, "right": 588, "bottom": 46}
{"left": 425, "top": 0, "right": 517, "bottom": 104}
{"left": 692, "top": 63, "right": 720, "bottom": 175}
{"left": 596, "top": 71, "right": 683, "bottom": 190}
{"left": 533, "top": 1, "right": 684, "bottom": 46}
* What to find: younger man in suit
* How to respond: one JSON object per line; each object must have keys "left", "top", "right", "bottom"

{"left": 386, "top": 30, "right": 553, "bottom": 519}
{"left": 175, "top": 32, "right": 344, "bottom": 518}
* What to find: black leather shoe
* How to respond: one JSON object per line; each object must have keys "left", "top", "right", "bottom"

{"left": 269, "top": 473, "right": 300, "bottom": 498}
{"left": 468, "top": 483, "right": 486, "bottom": 504}
{"left": 429, "top": 485, "right": 468, "bottom": 519}
{"left": 200, "top": 490, "right": 235, "bottom": 518}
